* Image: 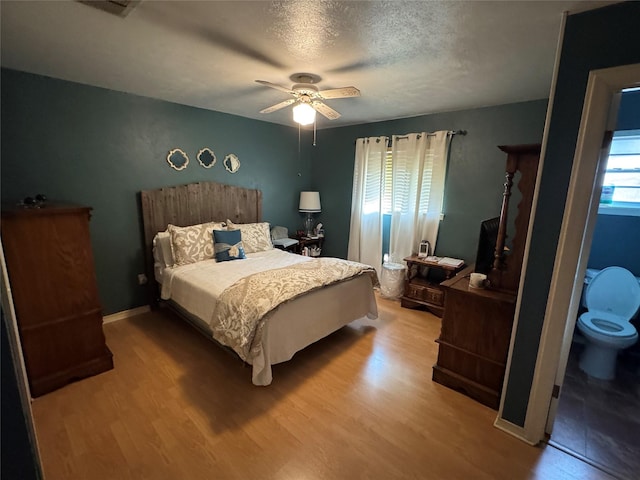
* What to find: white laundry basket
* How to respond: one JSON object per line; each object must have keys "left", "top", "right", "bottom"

{"left": 380, "top": 262, "right": 406, "bottom": 299}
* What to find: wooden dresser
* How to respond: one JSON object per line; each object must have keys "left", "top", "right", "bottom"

{"left": 1, "top": 204, "right": 113, "bottom": 397}
{"left": 432, "top": 266, "right": 516, "bottom": 409}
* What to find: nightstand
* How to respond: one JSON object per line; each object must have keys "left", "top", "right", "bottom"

{"left": 401, "top": 255, "right": 465, "bottom": 317}
{"left": 293, "top": 235, "right": 324, "bottom": 256}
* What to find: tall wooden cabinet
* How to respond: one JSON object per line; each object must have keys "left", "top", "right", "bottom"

{"left": 432, "top": 145, "right": 540, "bottom": 409}
{"left": 2, "top": 204, "right": 113, "bottom": 397}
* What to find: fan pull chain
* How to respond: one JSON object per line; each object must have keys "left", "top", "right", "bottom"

{"left": 313, "top": 118, "right": 317, "bottom": 146}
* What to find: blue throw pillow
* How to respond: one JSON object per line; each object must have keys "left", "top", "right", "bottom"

{"left": 213, "top": 229, "right": 246, "bottom": 262}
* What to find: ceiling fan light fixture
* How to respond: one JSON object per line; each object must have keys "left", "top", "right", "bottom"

{"left": 256, "top": 74, "right": 358, "bottom": 124}
{"left": 293, "top": 102, "right": 316, "bottom": 125}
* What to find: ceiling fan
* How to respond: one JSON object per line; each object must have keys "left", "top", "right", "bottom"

{"left": 256, "top": 73, "right": 360, "bottom": 125}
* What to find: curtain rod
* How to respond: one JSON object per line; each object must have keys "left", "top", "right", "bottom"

{"left": 449, "top": 129, "right": 467, "bottom": 136}
{"left": 388, "top": 130, "right": 467, "bottom": 145}
{"left": 396, "top": 130, "right": 467, "bottom": 140}
{"left": 358, "top": 130, "right": 467, "bottom": 144}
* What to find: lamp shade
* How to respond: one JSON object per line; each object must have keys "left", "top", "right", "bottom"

{"left": 299, "top": 191, "right": 321, "bottom": 212}
{"left": 293, "top": 103, "right": 316, "bottom": 126}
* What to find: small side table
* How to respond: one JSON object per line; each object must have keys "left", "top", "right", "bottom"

{"left": 401, "top": 255, "right": 465, "bottom": 317}
{"left": 293, "top": 236, "right": 324, "bottom": 256}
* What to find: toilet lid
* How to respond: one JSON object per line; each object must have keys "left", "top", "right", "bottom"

{"left": 579, "top": 311, "right": 638, "bottom": 338}
{"left": 585, "top": 266, "right": 640, "bottom": 319}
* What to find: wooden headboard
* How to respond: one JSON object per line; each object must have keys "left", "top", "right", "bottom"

{"left": 140, "top": 181, "right": 262, "bottom": 305}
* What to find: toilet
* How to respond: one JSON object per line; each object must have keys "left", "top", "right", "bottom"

{"left": 577, "top": 266, "right": 640, "bottom": 380}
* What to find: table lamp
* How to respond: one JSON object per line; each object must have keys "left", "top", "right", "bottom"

{"left": 299, "top": 191, "right": 321, "bottom": 237}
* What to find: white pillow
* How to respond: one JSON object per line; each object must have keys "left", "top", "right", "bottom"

{"left": 226, "top": 220, "right": 273, "bottom": 254}
{"left": 168, "top": 221, "right": 226, "bottom": 266}
{"left": 153, "top": 231, "right": 174, "bottom": 269}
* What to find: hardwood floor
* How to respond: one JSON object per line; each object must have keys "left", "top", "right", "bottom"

{"left": 31, "top": 294, "right": 615, "bottom": 479}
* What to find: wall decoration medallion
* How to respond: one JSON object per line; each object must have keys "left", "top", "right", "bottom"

{"left": 224, "top": 153, "right": 241, "bottom": 173}
{"left": 166, "top": 148, "right": 189, "bottom": 171}
{"left": 197, "top": 147, "right": 217, "bottom": 169}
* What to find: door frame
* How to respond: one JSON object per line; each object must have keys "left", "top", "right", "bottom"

{"left": 519, "top": 63, "right": 640, "bottom": 444}
{"left": 1, "top": 239, "right": 44, "bottom": 476}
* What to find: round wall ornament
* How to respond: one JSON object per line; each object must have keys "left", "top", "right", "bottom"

{"left": 166, "top": 148, "right": 189, "bottom": 171}
{"left": 223, "top": 153, "right": 241, "bottom": 173}
{"left": 197, "top": 147, "right": 217, "bottom": 168}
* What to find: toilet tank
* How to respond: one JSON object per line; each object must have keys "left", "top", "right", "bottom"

{"left": 581, "top": 269, "right": 600, "bottom": 309}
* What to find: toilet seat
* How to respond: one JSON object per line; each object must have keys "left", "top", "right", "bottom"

{"left": 584, "top": 266, "right": 640, "bottom": 319}
{"left": 577, "top": 267, "right": 640, "bottom": 380}
{"left": 578, "top": 311, "right": 638, "bottom": 339}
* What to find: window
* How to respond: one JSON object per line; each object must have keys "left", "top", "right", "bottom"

{"left": 600, "top": 130, "right": 640, "bottom": 215}
{"left": 382, "top": 149, "right": 393, "bottom": 214}
{"left": 381, "top": 147, "right": 436, "bottom": 215}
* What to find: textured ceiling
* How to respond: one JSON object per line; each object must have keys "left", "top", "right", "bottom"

{"left": 0, "top": 0, "right": 618, "bottom": 128}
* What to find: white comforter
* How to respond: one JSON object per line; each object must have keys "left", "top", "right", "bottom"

{"left": 160, "top": 248, "right": 311, "bottom": 323}
{"left": 160, "top": 248, "right": 378, "bottom": 385}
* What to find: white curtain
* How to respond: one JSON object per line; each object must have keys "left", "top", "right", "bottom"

{"left": 389, "top": 130, "right": 451, "bottom": 261}
{"left": 348, "top": 131, "right": 451, "bottom": 272}
{"left": 347, "top": 136, "right": 388, "bottom": 274}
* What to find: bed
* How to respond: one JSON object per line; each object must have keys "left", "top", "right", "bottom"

{"left": 140, "top": 181, "right": 378, "bottom": 385}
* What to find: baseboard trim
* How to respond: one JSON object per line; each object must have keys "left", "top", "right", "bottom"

{"left": 103, "top": 305, "right": 151, "bottom": 324}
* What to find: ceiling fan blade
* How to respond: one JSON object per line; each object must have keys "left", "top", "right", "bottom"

{"left": 142, "top": 6, "right": 287, "bottom": 69}
{"left": 259, "top": 98, "right": 296, "bottom": 114}
{"left": 318, "top": 86, "right": 360, "bottom": 99}
{"left": 311, "top": 101, "right": 341, "bottom": 120}
{"left": 255, "top": 80, "right": 295, "bottom": 95}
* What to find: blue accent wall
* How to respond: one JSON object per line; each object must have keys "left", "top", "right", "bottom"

{"left": 501, "top": 1, "right": 640, "bottom": 426}
{"left": 310, "top": 100, "right": 548, "bottom": 263}
{"left": 1, "top": 68, "right": 312, "bottom": 314}
{"left": 0, "top": 69, "right": 549, "bottom": 316}
{"left": 588, "top": 215, "right": 640, "bottom": 276}
{"left": 617, "top": 89, "right": 640, "bottom": 131}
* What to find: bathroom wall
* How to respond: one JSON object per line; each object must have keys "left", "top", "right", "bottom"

{"left": 588, "top": 216, "right": 640, "bottom": 276}
{"left": 587, "top": 89, "right": 640, "bottom": 276}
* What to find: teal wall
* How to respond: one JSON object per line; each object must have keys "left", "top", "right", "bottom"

{"left": 1, "top": 69, "right": 312, "bottom": 315}
{"left": 310, "top": 100, "right": 548, "bottom": 263}
{"left": 501, "top": 1, "right": 640, "bottom": 426}
{"left": 0, "top": 67, "right": 548, "bottom": 316}
{"left": 617, "top": 89, "right": 640, "bottom": 131}
{"left": 588, "top": 215, "right": 640, "bottom": 276}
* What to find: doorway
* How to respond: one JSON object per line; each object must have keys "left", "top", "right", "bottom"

{"left": 548, "top": 126, "right": 640, "bottom": 477}
{"left": 513, "top": 63, "right": 640, "bottom": 450}
{"left": 550, "top": 104, "right": 640, "bottom": 478}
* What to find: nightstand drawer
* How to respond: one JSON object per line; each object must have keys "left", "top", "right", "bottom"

{"left": 406, "top": 283, "right": 444, "bottom": 306}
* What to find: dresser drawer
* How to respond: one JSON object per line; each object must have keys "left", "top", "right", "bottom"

{"left": 405, "top": 283, "right": 444, "bottom": 306}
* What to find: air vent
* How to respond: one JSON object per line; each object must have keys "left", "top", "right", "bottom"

{"left": 78, "top": 0, "right": 140, "bottom": 18}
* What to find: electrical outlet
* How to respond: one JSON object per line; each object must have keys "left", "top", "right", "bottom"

{"left": 137, "top": 273, "right": 148, "bottom": 285}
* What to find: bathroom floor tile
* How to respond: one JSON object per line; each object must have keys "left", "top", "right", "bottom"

{"left": 553, "top": 393, "right": 586, "bottom": 456}
{"left": 585, "top": 430, "right": 639, "bottom": 480}
{"left": 552, "top": 341, "right": 640, "bottom": 480}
